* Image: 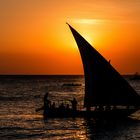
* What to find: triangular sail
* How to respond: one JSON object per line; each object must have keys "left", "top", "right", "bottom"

{"left": 67, "top": 23, "right": 140, "bottom": 108}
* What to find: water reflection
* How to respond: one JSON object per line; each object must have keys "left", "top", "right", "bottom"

{"left": 82, "top": 118, "right": 140, "bottom": 140}
{"left": 0, "top": 76, "right": 140, "bottom": 140}
{"left": 43, "top": 117, "right": 140, "bottom": 140}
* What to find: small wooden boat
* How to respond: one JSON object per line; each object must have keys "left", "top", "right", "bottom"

{"left": 130, "top": 72, "right": 140, "bottom": 80}
{"left": 43, "top": 107, "right": 138, "bottom": 119}
{"left": 62, "top": 83, "right": 82, "bottom": 87}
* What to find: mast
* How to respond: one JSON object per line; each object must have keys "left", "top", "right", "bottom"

{"left": 67, "top": 23, "right": 140, "bottom": 108}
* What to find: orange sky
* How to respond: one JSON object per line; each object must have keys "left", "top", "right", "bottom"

{"left": 0, "top": 0, "right": 140, "bottom": 75}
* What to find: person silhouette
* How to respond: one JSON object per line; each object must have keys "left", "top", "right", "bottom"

{"left": 44, "top": 92, "right": 51, "bottom": 109}
{"left": 36, "top": 92, "right": 51, "bottom": 113}
{"left": 69, "top": 97, "right": 77, "bottom": 111}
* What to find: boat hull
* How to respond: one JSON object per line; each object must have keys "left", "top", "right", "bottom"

{"left": 43, "top": 109, "right": 137, "bottom": 119}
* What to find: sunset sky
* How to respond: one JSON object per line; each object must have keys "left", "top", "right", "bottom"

{"left": 0, "top": 0, "right": 140, "bottom": 75}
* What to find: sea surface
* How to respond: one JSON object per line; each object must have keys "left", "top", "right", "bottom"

{"left": 0, "top": 75, "right": 140, "bottom": 140}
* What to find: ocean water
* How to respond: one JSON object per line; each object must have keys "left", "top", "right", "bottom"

{"left": 0, "top": 75, "right": 140, "bottom": 140}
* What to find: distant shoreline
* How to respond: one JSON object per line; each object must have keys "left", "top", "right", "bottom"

{"left": 0, "top": 75, "right": 84, "bottom": 79}
{"left": 0, "top": 74, "right": 135, "bottom": 78}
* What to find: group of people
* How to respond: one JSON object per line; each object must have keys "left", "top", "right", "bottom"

{"left": 38, "top": 92, "right": 78, "bottom": 116}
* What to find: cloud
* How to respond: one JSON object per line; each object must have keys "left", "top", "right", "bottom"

{"left": 70, "top": 18, "right": 106, "bottom": 25}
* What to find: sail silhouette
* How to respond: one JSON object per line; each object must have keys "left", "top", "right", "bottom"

{"left": 67, "top": 23, "right": 140, "bottom": 108}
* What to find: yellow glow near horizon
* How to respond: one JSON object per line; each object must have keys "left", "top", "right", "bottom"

{"left": 71, "top": 18, "right": 105, "bottom": 25}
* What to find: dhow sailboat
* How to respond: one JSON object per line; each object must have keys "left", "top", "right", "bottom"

{"left": 43, "top": 24, "right": 140, "bottom": 118}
